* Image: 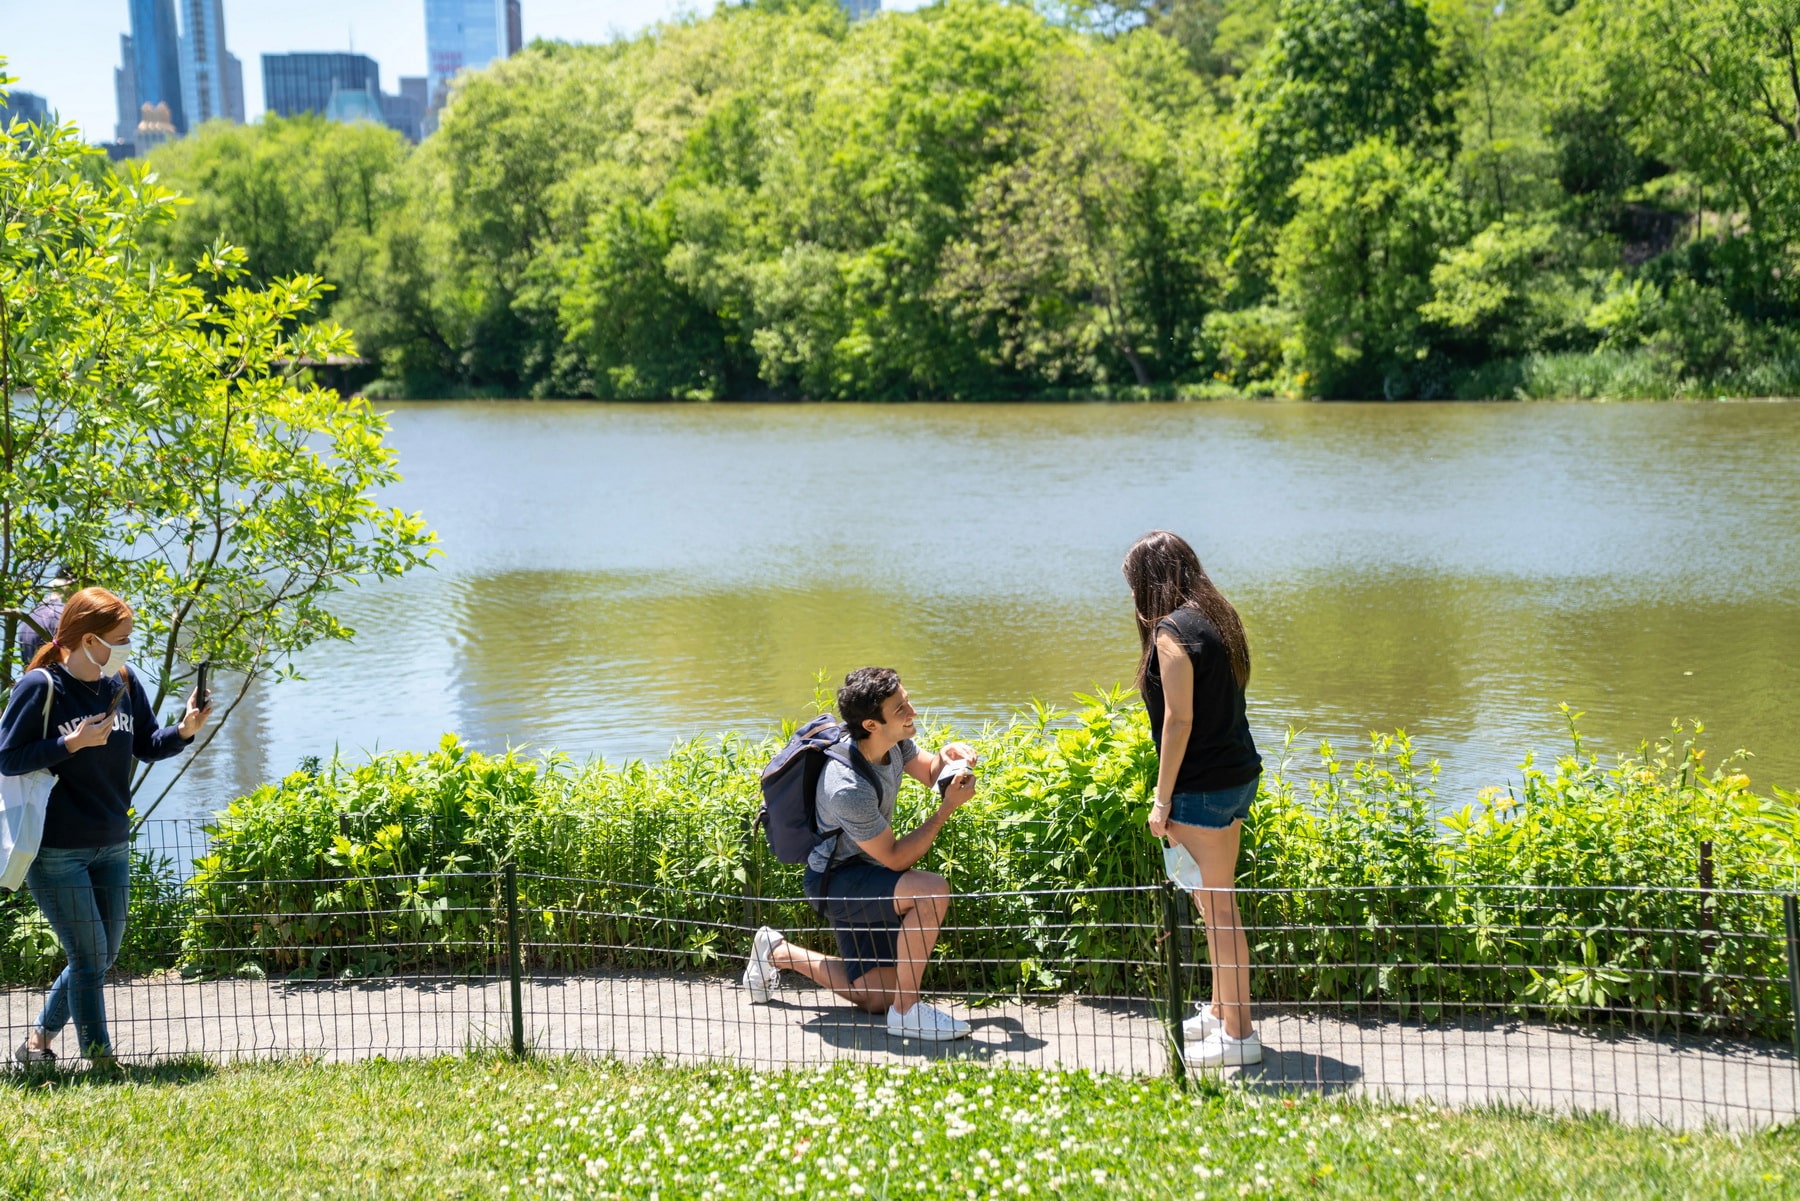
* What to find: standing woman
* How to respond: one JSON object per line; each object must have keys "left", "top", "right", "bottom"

{"left": 1124, "top": 531, "right": 1263, "bottom": 1067}
{"left": 0, "top": 588, "right": 209, "bottom": 1067}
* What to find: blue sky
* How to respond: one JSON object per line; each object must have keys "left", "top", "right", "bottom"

{"left": 3, "top": 0, "right": 919, "bottom": 143}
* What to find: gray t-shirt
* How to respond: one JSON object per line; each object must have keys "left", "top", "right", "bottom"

{"left": 807, "top": 737, "right": 919, "bottom": 873}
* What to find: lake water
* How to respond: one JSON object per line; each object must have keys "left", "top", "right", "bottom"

{"left": 149, "top": 400, "right": 1800, "bottom": 823}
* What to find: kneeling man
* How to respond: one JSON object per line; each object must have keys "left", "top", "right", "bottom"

{"left": 743, "top": 667, "right": 976, "bottom": 1041}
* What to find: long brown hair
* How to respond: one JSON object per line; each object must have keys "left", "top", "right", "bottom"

{"left": 27, "top": 587, "right": 133, "bottom": 674}
{"left": 1123, "top": 531, "right": 1250, "bottom": 691}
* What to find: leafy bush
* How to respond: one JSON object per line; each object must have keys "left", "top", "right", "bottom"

{"left": 1274, "top": 138, "right": 1467, "bottom": 397}
{"left": 1243, "top": 712, "right": 1799, "bottom": 1034}
{"left": 3, "top": 693, "right": 1792, "bottom": 1036}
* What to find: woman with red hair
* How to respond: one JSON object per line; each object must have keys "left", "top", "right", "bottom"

{"left": 0, "top": 587, "right": 210, "bottom": 1067}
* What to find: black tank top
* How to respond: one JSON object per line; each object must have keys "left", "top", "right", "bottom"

{"left": 1141, "top": 606, "right": 1261, "bottom": 793}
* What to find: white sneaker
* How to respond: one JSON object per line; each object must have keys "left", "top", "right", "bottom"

{"left": 887, "top": 1001, "right": 971, "bottom": 1042}
{"left": 1187, "top": 1030, "right": 1262, "bottom": 1067}
{"left": 741, "top": 926, "right": 784, "bottom": 1003}
{"left": 1181, "top": 1004, "right": 1221, "bottom": 1042}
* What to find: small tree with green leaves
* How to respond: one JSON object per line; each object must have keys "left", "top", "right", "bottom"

{"left": 0, "top": 76, "right": 435, "bottom": 819}
{"left": 1274, "top": 137, "right": 1466, "bottom": 397}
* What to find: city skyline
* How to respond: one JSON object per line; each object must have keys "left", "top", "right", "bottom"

{"left": 6, "top": 0, "right": 789, "bottom": 144}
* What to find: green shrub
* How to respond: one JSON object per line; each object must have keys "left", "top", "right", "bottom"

{"left": 3, "top": 694, "right": 1793, "bottom": 1036}
{"left": 1242, "top": 711, "right": 1798, "bottom": 1034}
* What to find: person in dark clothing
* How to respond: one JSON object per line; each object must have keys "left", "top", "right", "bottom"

{"left": 0, "top": 587, "right": 210, "bottom": 1067}
{"left": 1125, "top": 530, "right": 1263, "bottom": 1067}
{"left": 15, "top": 567, "right": 75, "bottom": 664}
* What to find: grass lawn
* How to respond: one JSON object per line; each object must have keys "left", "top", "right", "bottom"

{"left": 0, "top": 1056, "right": 1794, "bottom": 1199}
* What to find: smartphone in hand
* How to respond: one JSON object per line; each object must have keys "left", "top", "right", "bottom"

{"left": 100, "top": 680, "right": 127, "bottom": 724}
{"left": 194, "top": 661, "right": 211, "bottom": 710}
{"left": 935, "top": 760, "right": 974, "bottom": 797}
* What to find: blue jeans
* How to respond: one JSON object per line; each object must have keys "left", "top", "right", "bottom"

{"left": 26, "top": 842, "right": 131, "bottom": 1058}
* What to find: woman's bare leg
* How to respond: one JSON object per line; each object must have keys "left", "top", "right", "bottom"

{"left": 1168, "top": 819, "right": 1252, "bottom": 1039}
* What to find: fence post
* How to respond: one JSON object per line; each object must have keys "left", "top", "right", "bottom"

{"left": 741, "top": 813, "right": 762, "bottom": 934}
{"left": 1783, "top": 895, "right": 1800, "bottom": 1063}
{"left": 1161, "top": 881, "right": 1188, "bottom": 1086}
{"left": 1698, "top": 841, "right": 1716, "bottom": 1014}
{"left": 505, "top": 860, "right": 526, "bottom": 1060}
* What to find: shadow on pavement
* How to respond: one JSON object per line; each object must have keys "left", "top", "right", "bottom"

{"left": 800, "top": 1007, "right": 1050, "bottom": 1060}
{"left": 1229, "top": 1048, "right": 1362, "bottom": 1096}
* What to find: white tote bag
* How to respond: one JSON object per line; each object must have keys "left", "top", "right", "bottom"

{"left": 0, "top": 670, "right": 58, "bottom": 891}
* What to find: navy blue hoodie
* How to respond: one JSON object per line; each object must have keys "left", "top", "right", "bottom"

{"left": 0, "top": 664, "right": 191, "bottom": 848}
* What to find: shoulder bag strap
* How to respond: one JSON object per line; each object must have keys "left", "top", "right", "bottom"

{"left": 35, "top": 668, "right": 53, "bottom": 738}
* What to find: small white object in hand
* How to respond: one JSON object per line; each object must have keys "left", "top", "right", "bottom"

{"left": 1163, "top": 841, "right": 1204, "bottom": 891}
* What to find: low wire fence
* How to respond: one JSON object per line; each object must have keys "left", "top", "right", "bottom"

{"left": 1, "top": 822, "right": 1798, "bottom": 1129}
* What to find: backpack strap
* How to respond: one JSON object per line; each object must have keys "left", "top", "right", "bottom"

{"left": 824, "top": 740, "right": 890, "bottom": 806}
{"left": 848, "top": 743, "right": 889, "bottom": 805}
{"left": 811, "top": 739, "right": 891, "bottom": 875}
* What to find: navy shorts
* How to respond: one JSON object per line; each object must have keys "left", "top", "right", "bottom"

{"left": 803, "top": 860, "right": 907, "bottom": 983}
{"left": 1169, "top": 777, "right": 1259, "bottom": 830}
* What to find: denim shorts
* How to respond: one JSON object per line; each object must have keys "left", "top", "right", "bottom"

{"left": 1169, "top": 777, "right": 1259, "bottom": 830}
{"left": 803, "top": 860, "right": 907, "bottom": 983}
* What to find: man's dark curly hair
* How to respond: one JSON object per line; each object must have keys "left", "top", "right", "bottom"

{"left": 837, "top": 667, "right": 902, "bottom": 741}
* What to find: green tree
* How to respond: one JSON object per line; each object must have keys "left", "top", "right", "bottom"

{"left": 1274, "top": 138, "right": 1466, "bottom": 396}
{"left": 740, "top": 0, "right": 1072, "bottom": 398}
{"left": 936, "top": 36, "right": 1227, "bottom": 386}
{"left": 0, "top": 83, "right": 435, "bottom": 812}
{"left": 141, "top": 115, "right": 411, "bottom": 310}
{"left": 1231, "top": 0, "right": 1462, "bottom": 281}
{"left": 1592, "top": 0, "right": 1800, "bottom": 312}
{"left": 548, "top": 10, "right": 846, "bottom": 399}
{"left": 1437, "top": 0, "right": 1566, "bottom": 222}
{"left": 1054, "top": 0, "right": 1279, "bottom": 84}
{"left": 1419, "top": 217, "right": 1594, "bottom": 356}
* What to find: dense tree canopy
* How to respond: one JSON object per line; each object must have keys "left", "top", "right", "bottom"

{"left": 135, "top": 0, "right": 1800, "bottom": 399}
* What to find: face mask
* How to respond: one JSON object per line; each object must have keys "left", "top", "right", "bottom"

{"left": 84, "top": 637, "right": 130, "bottom": 679}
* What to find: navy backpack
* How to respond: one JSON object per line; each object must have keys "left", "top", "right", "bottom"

{"left": 757, "top": 714, "right": 884, "bottom": 864}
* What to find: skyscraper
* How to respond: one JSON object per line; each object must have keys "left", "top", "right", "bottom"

{"left": 0, "top": 92, "right": 52, "bottom": 127}
{"left": 425, "top": 0, "right": 509, "bottom": 113}
{"left": 114, "top": 34, "right": 139, "bottom": 144}
{"left": 178, "top": 0, "right": 238, "bottom": 127}
{"left": 381, "top": 78, "right": 430, "bottom": 144}
{"left": 224, "top": 53, "right": 245, "bottom": 123}
{"left": 135, "top": 101, "right": 177, "bottom": 151}
{"left": 130, "top": 0, "right": 186, "bottom": 134}
{"left": 507, "top": 0, "right": 523, "bottom": 56}
{"left": 263, "top": 54, "right": 381, "bottom": 119}
{"left": 842, "top": 0, "right": 880, "bottom": 20}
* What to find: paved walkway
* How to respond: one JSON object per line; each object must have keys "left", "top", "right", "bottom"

{"left": 6, "top": 971, "right": 1795, "bottom": 1129}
